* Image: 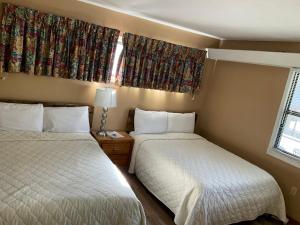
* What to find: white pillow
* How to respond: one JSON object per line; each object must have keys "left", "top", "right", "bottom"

{"left": 44, "top": 106, "right": 90, "bottom": 133}
{"left": 134, "top": 108, "right": 168, "bottom": 134}
{"left": 0, "top": 102, "right": 43, "bottom": 132}
{"left": 167, "top": 112, "right": 195, "bottom": 133}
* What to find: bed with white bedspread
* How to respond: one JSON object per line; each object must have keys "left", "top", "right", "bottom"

{"left": 0, "top": 130, "right": 146, "bottom": 225}
{"left": 129, "top": 133, "right": 287, "bottom": 225}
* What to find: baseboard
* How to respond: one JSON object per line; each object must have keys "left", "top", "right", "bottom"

{"left": 289, "top": 217, "right": 300, "bottom": 225}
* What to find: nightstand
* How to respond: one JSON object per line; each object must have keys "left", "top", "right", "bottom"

{"left": 91, "top": 131, "right": 134, "bottom": 168}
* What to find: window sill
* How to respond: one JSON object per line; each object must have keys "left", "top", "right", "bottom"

{"left": 267, "top": 148, "right": 300, "bottom": 169}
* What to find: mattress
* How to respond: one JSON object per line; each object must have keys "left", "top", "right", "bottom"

{"left": 0, "top": 130, "right": 146, "bottom": 225}
{"left": 129, "top": 133, "right": 287, "bottom": 225}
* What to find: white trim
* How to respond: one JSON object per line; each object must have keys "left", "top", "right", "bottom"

{"left": 207, "top": 48, "right": 300, "bottom": 68}
{"left": 267, "top": 148, "right": 300, "bottom": 169}
{"left": 267, "top": 68, "right": 300, "bottom": 169}
{"left": 78, "top": 0, "right": 222, "bottom": 40}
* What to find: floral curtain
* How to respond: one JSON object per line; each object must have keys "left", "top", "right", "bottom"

{"left": 118, "top": 32, "right": 207, "bottom": 94}
{"left": 0, "top": 3, "right": 120, "bottom": 82}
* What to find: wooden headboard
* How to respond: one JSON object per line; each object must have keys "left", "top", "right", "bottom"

{"left": 0, "top": 99, "right": 94, "bottom": 126}
{"left": 126, "top": 109, "right": 198, "bottom": 133}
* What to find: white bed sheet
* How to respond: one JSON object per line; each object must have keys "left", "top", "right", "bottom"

{"left": 0, "top": 130, "right": 146, "bottom": 225}
{"left": 129, "top": 133, "right": 287, "bottom": 225}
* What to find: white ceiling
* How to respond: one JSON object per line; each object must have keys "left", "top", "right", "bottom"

{"left": 80, "top": 0, "right": 300, "bottom": 42}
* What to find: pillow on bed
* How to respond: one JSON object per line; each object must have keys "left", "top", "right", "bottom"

{"left": 44, "top": 106, "right": 90, "bottom": 133}
{"left": 134, "top": 108, "right": 168, "bottom": 134}
{"left": 167, "top": 112, "right": 195, "bottom": 133}
{"left": 0, "top": 102, "right": 44, "bottom": 132}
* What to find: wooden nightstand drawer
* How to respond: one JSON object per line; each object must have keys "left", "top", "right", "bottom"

{"left": 113, "top": 143, "right": 131, "bottom": 154}
{"left": 101, "top": 143, "right": 114, "bottom": 153}
{"left": 102, "top": 143, "right": 131, "bottom": 154}
{"left": 109, "top": 155, "right": 129, "bottom": 167}
{"left": 91, "top": 131, "right": 134, "bottom": 168}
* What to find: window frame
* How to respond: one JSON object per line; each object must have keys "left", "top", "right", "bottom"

{"left": 267, "top": 68, "right": 300, "bottom": 168}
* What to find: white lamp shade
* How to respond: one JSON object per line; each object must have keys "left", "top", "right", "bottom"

{"left": 94, "top": 88, "right": 117, "bottom": 108}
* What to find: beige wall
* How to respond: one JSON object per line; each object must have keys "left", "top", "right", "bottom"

{"left": 0, "top": 72, "right": 208, "bottom": 131}
{"left": 198, "top": 60, "right": 300, "bottom": 222}
{"left": 214, "top": 39, "right": 300, "bottom": 222}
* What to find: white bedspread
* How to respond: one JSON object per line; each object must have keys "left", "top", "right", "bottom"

{"left": 0, "top": 130, "right": 146, "bottom": 225}
{"left": 129, "top": 133, "right": 287, "bottom": 225}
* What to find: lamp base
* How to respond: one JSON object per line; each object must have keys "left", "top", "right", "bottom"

{"left": 97, "top": 130, "right": 107, "bottom": 137}
{"left": 99, "top": 107, "right": 108, "bottom": 137}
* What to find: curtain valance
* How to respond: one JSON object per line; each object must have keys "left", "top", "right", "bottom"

{"left": 118, "top": 33, "right": 206, "bottom": 94}
{"left": 0, "top": 3, "right": 120, "bottom": 82}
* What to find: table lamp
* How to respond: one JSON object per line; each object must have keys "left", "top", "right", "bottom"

{"left": 94, "top": 88, "right": 117, "bottom": 136}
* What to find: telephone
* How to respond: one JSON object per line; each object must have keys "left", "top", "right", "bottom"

{"left": 106, "top": 131, "right": 124, "bottom": 139}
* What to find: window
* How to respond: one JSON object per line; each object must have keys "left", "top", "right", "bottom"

{"left": 268, "top": 69, "right": 300, "bottom": 168}
{"left": 110, "top": 37, "right": 123, "bottom": 83}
